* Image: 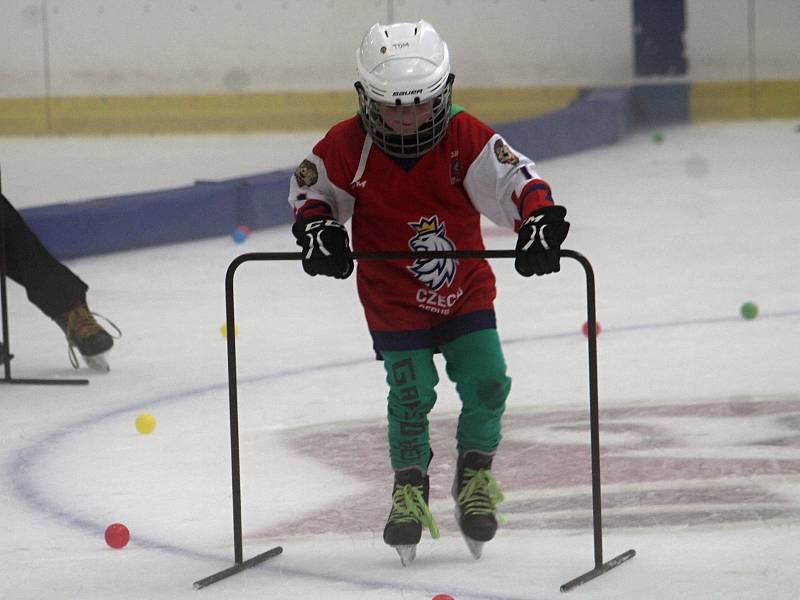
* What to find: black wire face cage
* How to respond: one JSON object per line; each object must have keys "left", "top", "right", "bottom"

{"left": 356, "top": 74, "right": 455, "bottom": 158}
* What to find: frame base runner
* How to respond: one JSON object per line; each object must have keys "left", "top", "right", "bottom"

{"left": 193, "top": 546, "right": 283, "bottom": 590}
{"left": 560, "top": 549, "right": 636, "bottom": 592}
{"left": 1, "top": 377, "right": 88, "bottom": 385}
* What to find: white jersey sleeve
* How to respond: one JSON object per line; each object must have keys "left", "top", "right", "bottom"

{"left": 288, "top": 152, "right": 356, "bottom": 224}
{"left": 463, "top": 134, "right": 543, "bottom": 229}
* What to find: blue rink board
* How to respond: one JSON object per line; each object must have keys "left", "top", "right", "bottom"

{"left": 22, "top": 88, "right": 635, "bottom": 260}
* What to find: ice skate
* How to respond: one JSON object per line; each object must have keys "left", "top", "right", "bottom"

{"left": 452, "top": 450, "right": 505, "bottom": 559}
{"left": 383, "top": 466, "right": 439, "bottom": 566}
{"left": 54, "top": 303, "right": 120, "bottom": 372}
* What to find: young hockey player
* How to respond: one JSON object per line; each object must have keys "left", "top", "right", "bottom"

{"left": 288, "top": 20, "right": 569, "bottom": 564}
{"left": 1, "top": 192, "right": 117, "bottom": 371}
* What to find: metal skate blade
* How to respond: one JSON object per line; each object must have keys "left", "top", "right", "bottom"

{"left": 463, "top": 536, "right": 484, "bottom": 559}
{"left": 84, "top": 354, "right": 110, "bottom": 372}
{"left": 394, "top": 544, "right": 417, "bottom": 566}
{"left": 454, "top": 505, "right": 484, "bottom": 559}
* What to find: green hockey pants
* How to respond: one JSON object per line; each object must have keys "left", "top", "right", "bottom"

{"left": 381, "top": 328, "right": 512, "bottom": 470}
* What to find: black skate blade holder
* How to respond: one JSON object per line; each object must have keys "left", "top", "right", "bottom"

{"left": 199, "top": 249, "right": 635, "bottom": 591}
{"left": 0, "top": 165, "right": 88, "bottom": 386}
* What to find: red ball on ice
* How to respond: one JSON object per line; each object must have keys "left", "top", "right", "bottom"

{"left": 432, "top": 595, "right": 455, "bottom": 600}
{"left": 581, "top": 321, "right": 602, "bottom": 337}
{"left": 105, "top": 523, "right": 130, "bottom": 549}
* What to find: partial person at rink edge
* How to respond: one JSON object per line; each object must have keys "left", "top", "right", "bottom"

{"left": 287, "top": 20, "right": 569, "bottom": 564}
{"left": 1, "top": 192, "right": 117, "bottom": 371}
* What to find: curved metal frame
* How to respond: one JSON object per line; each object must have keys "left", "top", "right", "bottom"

{"left": 194, "top": 248, "right": 635, "bottom": 591}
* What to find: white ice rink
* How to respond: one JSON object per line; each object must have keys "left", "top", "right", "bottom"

{"left": 1, "top": 120, "right": 799, "bottom": 599}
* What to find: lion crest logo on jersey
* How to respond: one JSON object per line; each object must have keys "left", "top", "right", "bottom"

{"left": 493, "top": 138, "right": 519, "bottom": 165}
{"left": 294, "top": 159, "right": 318, "bottom": 187}
{"left": 407, "top": 216, "right": 457, "bottom": 291}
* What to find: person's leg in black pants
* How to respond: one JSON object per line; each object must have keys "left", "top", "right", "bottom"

{"left": 1, "top": 193, "right": 88, "bottom": 318}
{"left": 1, "top": 193, "right": 114, "bottom": 367}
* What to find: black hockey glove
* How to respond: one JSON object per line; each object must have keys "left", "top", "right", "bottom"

{"left": 292, "top": 216, "right": 354, "bottom": 279}
{"left": 515, "top": 205, "right": 570, "bottom": 277}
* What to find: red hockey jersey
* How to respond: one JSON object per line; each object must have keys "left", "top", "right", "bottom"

{"left": 288, "top": 110, "right": 553, "bottom": 351}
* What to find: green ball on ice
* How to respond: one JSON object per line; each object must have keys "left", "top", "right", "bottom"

{"left": 652, "top": 132, "right": 665, "bottom": 143}
{"left": 740, "top": 302, "right": 758, "bottom": 320}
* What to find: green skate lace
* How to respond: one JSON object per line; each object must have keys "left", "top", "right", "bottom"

{"left": 457, "top": 468, "right": 506, "bottom": 523}
{"left": 388, "top": 484, "right": 440, "bottom": 540}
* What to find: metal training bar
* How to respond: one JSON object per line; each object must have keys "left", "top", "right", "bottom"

{"left": 195, "top": 248, "right": 635, "bottom": 591}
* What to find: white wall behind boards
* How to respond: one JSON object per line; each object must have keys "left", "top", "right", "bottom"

{"left": 1, "top": 1, "right": 48, "bottom": 96}
{"left": 1, "top": 0, "right": 799, "bottom": 100}
{"left": 392, "top": 0, "right": 633, "bottom": 87}
{"left": 1, "top": 0, "right": 631, "bottom": 98}
{"left": 686, "top": 0, "right": 800, "bottom": 82}
{"left": 1, "top": 0, "right": 386, "bottom": 97}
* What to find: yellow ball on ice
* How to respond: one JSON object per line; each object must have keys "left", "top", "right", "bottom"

{"left": 135, "top": 412, "right": 156, "bottom": 434}
{"left": 220, "top": 323, "right": 239, "bottom": 338}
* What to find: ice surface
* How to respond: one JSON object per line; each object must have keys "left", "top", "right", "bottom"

{"left": 1, "top": 120, "right": 799, "bottom": 599}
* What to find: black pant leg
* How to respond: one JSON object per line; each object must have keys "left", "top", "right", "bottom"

{"left": 1, "top": 193, "right": 88, "bottom": 319}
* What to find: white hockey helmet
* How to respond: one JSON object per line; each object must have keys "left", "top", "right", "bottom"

{"left": 355, "top": 20, "right": 455, "bottom": 158}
